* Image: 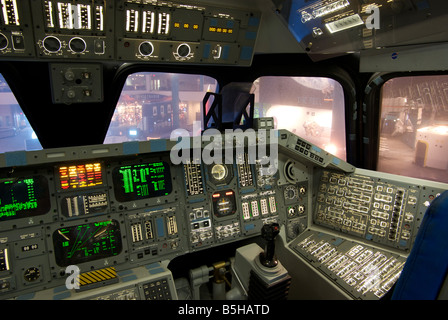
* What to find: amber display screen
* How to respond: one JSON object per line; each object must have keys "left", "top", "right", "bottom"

{"left": 58, "top": 163, "right": 103, "bottom": 190}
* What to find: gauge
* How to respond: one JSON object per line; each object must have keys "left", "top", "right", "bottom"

{"left": 208, "top": 164, "right": 233, "bottom": 186}
{"left": 217, "top": 197, "right": 233, "bottom": 215}
{"left": 24, "top": 267, "right": 40, "bottom": 282}
{"left": 284, "top": 185, "right": 298, "bottom": 200}
{"left": 212, "top": 190, "right": 236, "bottom": 217}
{"left": 211, "top": 164, "right": 227, "bottom": 181}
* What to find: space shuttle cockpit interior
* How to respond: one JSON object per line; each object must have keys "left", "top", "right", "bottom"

{"left": 0, "top": 0, "right": 447, "bottom": 303}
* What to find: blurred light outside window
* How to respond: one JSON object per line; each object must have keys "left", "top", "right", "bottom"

{"left": 253, "top": 76, "right": 346, "bottom": 160}
{"left": 0, "top": 74, "right": 42, "bottom": 153}
{"left": 104, "top": 72, "right": 218, "bottom": 144}
{"left": 378, "top": 75, "right": 448, "bottom": 184}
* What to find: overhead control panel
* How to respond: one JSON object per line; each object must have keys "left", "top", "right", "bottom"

{"left": 0, "top": 128, "right": 446, "bottom": 300}
{"left": 115, "top": 1, "right": 260, "bottom": 65}
{"left": 30, "top": 0, "right": 115, "bottom": 60}
{"left": 0, "top": 0, "right": 35, "bottom": 58}
{"left": 0, "top": 0, "right": 260, "bottom": 66}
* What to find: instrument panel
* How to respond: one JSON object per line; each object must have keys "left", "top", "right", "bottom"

{"left": 0, "top": 0, "right": 260, "bottom": 66}
{"left": 0, "top": 128, "right": 446, "bottom": 300}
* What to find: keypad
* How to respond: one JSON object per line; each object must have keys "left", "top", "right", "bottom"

{"left": 142, "top": 278, "right": 172, "bottom": 300}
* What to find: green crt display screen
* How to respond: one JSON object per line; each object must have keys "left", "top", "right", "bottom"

{"left": 112, "top": 161, "right": 172, "bottom": 202}
{"left": 0, "top": 176, "right": 51, "bottom": 222}
{"left": 53, "top": 220, "right": 122, "bottom": 267}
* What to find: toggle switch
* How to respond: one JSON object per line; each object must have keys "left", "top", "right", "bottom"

{"left": 212, "top": 44, "right": 222, "bottom": 59}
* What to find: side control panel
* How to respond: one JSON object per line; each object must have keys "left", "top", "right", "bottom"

{"left": 290, "top": 230, "right": 406, "bottom": 300}
{"left": 313, "top": 169, "right": 441, "bottom": 251}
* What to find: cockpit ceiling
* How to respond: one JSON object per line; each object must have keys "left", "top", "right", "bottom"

{"left": 272, "top": 0, "right": 448, "bottom": 55}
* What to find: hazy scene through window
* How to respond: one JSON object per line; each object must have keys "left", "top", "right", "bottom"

{"left": 378, "top": 75, "right": 448, "bottom": 184}
{"left": 253, "top": 76, "right": 346, "bottom": 160}
{"left": 104, "top": 72, "right": 218, "bottom": 144}
{"left": 0, "top": 74, "right": 42, "bottom": 153}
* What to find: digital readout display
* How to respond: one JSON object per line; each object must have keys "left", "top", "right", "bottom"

{"left": 61, "top": 192, "right": 108, "bottom": 217}
{"left": 44, "top": 1, "right": 105, "bottom": 31}
{"left": 52, "top": 220, "right": 122, "bottom": 267}
{"left": 0, "top": 176, "right": 51, "bottom": 222}
{"left": 112, "top": 161, "right": 172, "bottom": 202}
{"left": 58, "top": 163, "right": 103, "bottom": 190}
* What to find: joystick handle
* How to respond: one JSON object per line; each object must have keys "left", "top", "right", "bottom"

{"left": 259, "top": 223, "right": 280, "bottom": 268}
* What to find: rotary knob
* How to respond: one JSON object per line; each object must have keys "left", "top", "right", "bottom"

{"left": 139, "top": 41, "right": 154, "bottom": 56}
{"left": 43, "top": 36, "right": 61, "bottom": 53}
{"left": 69, "top": 37, "right": 87, "bottom": 53}
{"left": 24, "top": 267, "right": 40, "bottom": 282}
{"left": 0, "top": 33, "right": 8, "bottom": 50}
{"left": 176, "top": 43, "right": 191, "bottom": 58}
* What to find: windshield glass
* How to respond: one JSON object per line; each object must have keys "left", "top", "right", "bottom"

{"left": 378, "top": 75, "right": 448, "bottom": 183}
{"left": 104, "top": 72, "right": 218, "bottom": 144}
{"left": 253, "top": 76, "right": 346, "bottom": 160}
{"left": 0, "top": 74, "right": 42, "bottom": 153}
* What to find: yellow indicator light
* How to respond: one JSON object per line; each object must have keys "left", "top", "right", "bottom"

{"left": 208, "top": 27, "right": 233, "bottom": 34}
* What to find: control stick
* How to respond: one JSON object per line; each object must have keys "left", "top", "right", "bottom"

{"left": 259, "top": 223, "right": 280, "bottom": 268}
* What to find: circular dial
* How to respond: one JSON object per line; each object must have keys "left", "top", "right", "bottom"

{"left": 0, "top": 33, "right": 8, "bottom": 50}
{"left": 212, "top": 190, "right": 236, "bottom": 217}
{"left": 69, "top": 37, "right": 87, "bottom": 53}
{"left": 64, "top": 70, "right": 75, "bottom": 81}
{"left": 42, "top": 36, "right": 61, "bottom": 53}
{"left": 211, "top": 164, "right": 227, "bottom": 181}
{"left": 284, "top": 185, "right": 298, "bottom": 200}
{"left": 24, "top": 267, "right": 40, "bottom": 282}
{"left": 216, "top": 197, "right": 234, "bottom": 216}
{"left": 176, "top": 43, "right": 191, "bottom": 58}
{"left": 139, "top": 41, "right": 154, "bottom": 56}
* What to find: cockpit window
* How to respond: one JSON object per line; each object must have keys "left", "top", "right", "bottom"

{"left": 104, "top": 72, "right": 218, "bottom": 144}
{"left": 378, "top": 75, "right": 448, "bottom": 184}
{"left": 0, "top": 74, "right": 42, "bottom": 153}
{"left": 253, "top": 76, "right": 346, "bottom": 160}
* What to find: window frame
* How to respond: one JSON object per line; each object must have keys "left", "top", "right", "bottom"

{"left": 104, "top": 55, "right": 358, "bottom": 164}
